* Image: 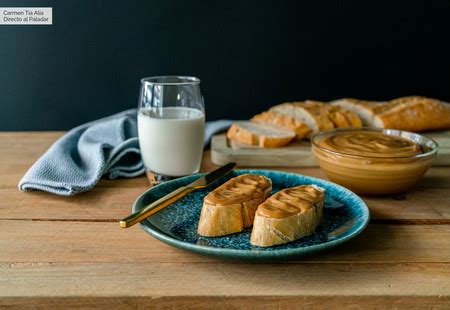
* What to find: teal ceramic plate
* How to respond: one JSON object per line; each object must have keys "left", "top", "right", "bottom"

{"left": 133, "top": 170, "right": 369, "bottom": 261}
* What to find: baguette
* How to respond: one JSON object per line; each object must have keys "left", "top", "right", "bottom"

{"left": 226, "top": 121, "right": 295, "bottom": 148}
{"left": 293, "top": 100, "right": 325, "bottom": 108}
{"left": 298, "top": 100, "right": 363, "bottom": 128}
{"left": 251, "top": 111, "right": 312, "bottom": 140}
{"left": 270, "top": 101, "right": 362, "bottom": 134}
{"left": 197, "top": 174, "right": 272, "bottom": 237}
{"left": 250, "top": 185, "right": 325, "bottom": 247}
{"left": 321, "top": 105, "right": 363, "bottom": 128}
{"left": 373, "top": 96, "right": 450, "bottom": 131}
{"left": 330, "top": 98, "right": 393, "bottom": 126}
{"left": 270, "top": 102, "right": 334, "bottom": 134}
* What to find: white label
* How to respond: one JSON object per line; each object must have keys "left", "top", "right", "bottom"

{"left": 0, "top": 7, "right": 52, "bottom": 25}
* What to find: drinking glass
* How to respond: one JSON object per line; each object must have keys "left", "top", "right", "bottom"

{"left": 138, "top": 76, "right": 205, "bottom": 185}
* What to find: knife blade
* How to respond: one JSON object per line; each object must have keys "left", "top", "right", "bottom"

{"left": 119, "top": 162, "right": 236, "bottom": 228}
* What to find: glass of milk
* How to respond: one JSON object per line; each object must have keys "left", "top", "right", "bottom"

{"left": 138, "top": 76, "right": 205, "bottom": 185}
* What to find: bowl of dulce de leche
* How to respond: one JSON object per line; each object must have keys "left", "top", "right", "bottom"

{"left": 311, "top": 128, "right": 438, "bottom": 195}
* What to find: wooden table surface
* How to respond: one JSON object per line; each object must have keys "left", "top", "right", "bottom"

{"left": 1, "top": 132, "right": 450, "bottom": 308}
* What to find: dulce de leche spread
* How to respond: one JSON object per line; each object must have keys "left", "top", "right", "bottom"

{"left": 317, "top": 131, "right": 426, "bottom": 158}
{"left": 256, "top": 185, "right": 324, "bottom": 219}
{"left": 204, "top": 174, "right": 271, "bottom": 205}
{"left": 312, "top": 129, "right": 437, "bottom": 195}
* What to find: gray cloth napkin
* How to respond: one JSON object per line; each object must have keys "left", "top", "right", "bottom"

{"left": 18, "top": 109, "right": 232, "bottom": 196}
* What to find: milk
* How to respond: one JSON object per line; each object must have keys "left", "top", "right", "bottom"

{"left": 138, "top": 107, "right": 205, "bottom": 176}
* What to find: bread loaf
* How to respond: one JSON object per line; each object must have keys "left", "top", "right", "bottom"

{"left": 332, "top": 96, "right": 450, "bottom": 131}
{"left": 228, "top": 96, "right": 449, "bottom": 149}
{"left": 373, "top": 96, "right": 450, "bottom": 131}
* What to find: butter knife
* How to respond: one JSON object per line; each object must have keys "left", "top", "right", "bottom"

{"left": 119, "top": 162, "right": 236, "bottom": 228}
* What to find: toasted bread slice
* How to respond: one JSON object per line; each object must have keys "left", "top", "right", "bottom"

{"left": 197, "top": 174, "right": 272, "bottom": 237}
{"left": 251, "top": 111, "right": 312, "bottom": 140}
{"left": 250, "top": 185, "right": 325, "bottom": 247}
{"left": 226, "top": 121, "right": 295, "bottom": 148}
{"left": 373, "top": 96, "right": 450, "bottom": 131}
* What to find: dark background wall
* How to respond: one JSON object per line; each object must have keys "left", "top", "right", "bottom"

{"left": 1, "top": 0, "right": 449, "bottom": 130}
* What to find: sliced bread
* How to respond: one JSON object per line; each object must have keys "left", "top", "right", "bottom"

{"left": 270, "top": 102, "right": 334, "bottom": 134}
{"left": 295, "top": 100, "right": 361, "bottom": 128}
{"left": 197, "top": 174, "right": 272, "bottom": 237}
{"left": 271, "top": 101, "right": 362, "bottom": 133}
{"left": 226, "top": 121, "right": 296, "bottom": 148}
{"left": 330, "top": 98, "right": 392, "bottom": 126}
{"left": 250, "top": 185, "right": 325, "bottom": 247}
{"left": 321, "top": 105, "right": 363, "bottom": 128}
{"left": 251, "top": 111, "right": 312, "bottom": 140}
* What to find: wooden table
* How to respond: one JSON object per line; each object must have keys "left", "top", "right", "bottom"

{"left": 1, "top": 132, "right": 450, "bottom": 308}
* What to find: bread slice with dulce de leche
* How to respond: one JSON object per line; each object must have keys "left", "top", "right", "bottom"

{"left": 197, "top": 174, "right": 272, "bottom": 237}
{"left": 250, "top": 185, "right": 325, "bottom": 247}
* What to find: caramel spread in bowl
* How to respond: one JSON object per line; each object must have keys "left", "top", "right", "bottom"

{"left": 257, "top": 185, "right": 324, "bottom": 219}
{"left": 312, "top": 129, "right": 438, "bottom": 195}
{"left": 319, "top": 131, "right": 426, "bottom": 158}
{"left": 205, "top": 174, "right": 272, "bottom": 205}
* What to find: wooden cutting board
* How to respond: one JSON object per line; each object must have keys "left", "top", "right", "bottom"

{"left": 211, "top": 130, "right": 450, "bottom": 167}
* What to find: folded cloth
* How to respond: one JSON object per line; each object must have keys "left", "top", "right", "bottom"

{"left": 18, "top": 109, "right": 232, "bottom": 196}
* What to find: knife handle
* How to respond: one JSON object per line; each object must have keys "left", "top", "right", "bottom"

{"left": 119, "top": 186, "right": 196, "bottom": 228}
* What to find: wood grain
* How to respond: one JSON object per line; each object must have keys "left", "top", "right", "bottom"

{"left": 2, "top": 172, "right": 449, "bottom": 222}
{"left": 1, "top": 221, "right": 450, "bottom": 264}
{"left": 2, "top": 131, "right": 450, "bottom": 307}
{"left": 1, "top": 262, "right": 449, "bottom": 297}
{"left": 0, "top": 187, "right": 142, "bottom": 221}
{"left": 0, "top": 132, "right": 63, "bottom": 187}
{"left": 2, "top": 296, "right": 449, "bottom": 309}
{"left": 1, "top": 131, "right": 449, "bottom": 223}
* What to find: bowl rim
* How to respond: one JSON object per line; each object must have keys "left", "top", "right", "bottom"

{"left": 311, "top": 127, "right": 439, "bottom": 160}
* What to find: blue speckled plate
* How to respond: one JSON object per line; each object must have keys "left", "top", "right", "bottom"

{"left": 133, "top": 170, "right": 369, "bottom": 261}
